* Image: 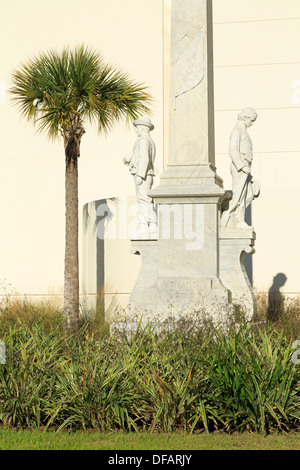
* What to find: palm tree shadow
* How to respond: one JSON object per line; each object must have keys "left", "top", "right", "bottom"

{"left": 267, "top": 273, "right": 287, "bottom": 322}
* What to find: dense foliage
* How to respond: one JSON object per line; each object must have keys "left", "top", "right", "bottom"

{"left": 0, "top": 305, "right": 299, "bottom": 434}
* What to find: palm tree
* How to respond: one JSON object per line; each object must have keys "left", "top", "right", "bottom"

{"left": 10, "top": 45, "right": 152, "bottom": 331}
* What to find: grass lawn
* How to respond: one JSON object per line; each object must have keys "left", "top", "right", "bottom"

{"left": 0, "top": 430, "right": 299, "bottom": 450}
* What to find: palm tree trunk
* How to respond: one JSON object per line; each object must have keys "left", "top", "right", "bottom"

{"left": 64, "top": 154, "right": 79, "bottom": 331}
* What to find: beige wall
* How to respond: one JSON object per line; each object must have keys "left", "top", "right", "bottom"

{"left": 0, "top": 0, "right": 163, "bottom": 303}
{"left": 0, "top": 0, "right": 299, "bottom": 307}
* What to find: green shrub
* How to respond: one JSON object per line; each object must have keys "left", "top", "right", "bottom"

{"left": 0, "top": 300, "right": 299, "bottom": 433}
{"left": 205, "top": 325, "right": 300, "bottom": 433}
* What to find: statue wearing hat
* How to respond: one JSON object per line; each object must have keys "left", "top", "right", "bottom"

{"left": 222, "top": 107, "right": 260, "bottom": 229}
{"left": 123, "top": 116, "right": 158, "bottom": 234}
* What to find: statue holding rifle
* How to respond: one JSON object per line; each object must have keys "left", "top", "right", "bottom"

{"left": 222, "top": 107, "right": 260, "bottom": 229}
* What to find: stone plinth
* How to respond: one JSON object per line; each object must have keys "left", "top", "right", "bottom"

{"left": 125, "top": 194, "right": 234, "bottom": 324}
{"left": 129, "top": 237, "right": 158, "bottom": 316}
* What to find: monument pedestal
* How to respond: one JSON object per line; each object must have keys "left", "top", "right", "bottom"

{"left": 220, "top": 227, "right": 257, "bottom": 321}
{"left": 123, "top": 186, "right": 235, "bottom": 326}
{"left": 129, "top": 237, "right": 158, "bottom": 316}
{"left": 111, "top": 192, "right": 258, "bottom": 334}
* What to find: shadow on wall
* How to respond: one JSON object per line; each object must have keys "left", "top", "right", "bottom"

{"left": 96, "top": 199, "right": 115, "bottom": 297}
{"left": 267, "top": 273, "right": 287, "bottom": 323}
{"left": 223, "top": 193, "right": 253, "bottom": 285}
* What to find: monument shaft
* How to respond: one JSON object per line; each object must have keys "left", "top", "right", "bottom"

{"left": 153, "top": 0, "right": 222, "bottom": 192}
{"left": 169, "top": 0, "right": 215, "bottom": 167}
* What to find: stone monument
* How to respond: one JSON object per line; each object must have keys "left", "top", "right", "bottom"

{"left": 127, "top": 0, "right": 232, "bottom": 325}
{"left": 112, "top": 0, "right": 258, "bottom": 331}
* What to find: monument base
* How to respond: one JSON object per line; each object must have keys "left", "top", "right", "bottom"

{"left": 109, "top": 209, "right": 257, "bottom": 334}
{"left": 220, "top": 226, "right": 257, "bottom": 321}
{"left": 110, "top": 233, "right": 236, "bottom": 331}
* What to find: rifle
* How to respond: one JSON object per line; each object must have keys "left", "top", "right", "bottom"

{"left": 222, "top": 171, "right": 249, "bottom": 228}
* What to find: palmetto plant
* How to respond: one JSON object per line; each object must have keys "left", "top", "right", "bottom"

{"left": 10, "top": 45, "right": 151, "bottom": 330}
{"left": 0, "top": 311, "right": 299, "bottom": 432}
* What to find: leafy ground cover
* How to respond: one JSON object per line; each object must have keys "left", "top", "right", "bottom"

{"left": 0, "top": 295, "right": 299, "bottom": 437}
